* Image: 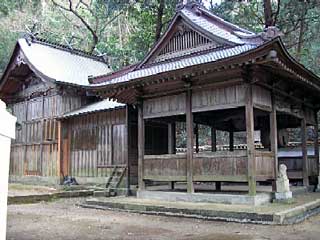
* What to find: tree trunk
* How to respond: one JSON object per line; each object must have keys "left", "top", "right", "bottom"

{"left": 155, "top": 0, "right": 165, "bottom": 41}
{"left": 296, "top": 7, "right": 308, "bottom": 61}
{"left": 263, "top": 0, "right": 273, "bottom": 27}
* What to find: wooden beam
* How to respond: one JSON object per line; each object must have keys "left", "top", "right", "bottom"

{"left": 186, "top": 88, "right": 194, "bottom": 193}
{"left": 138, "top": 102, "right": 145, "bottom": 190}
{"left": 301, "top": 115, "right": 309, "bottom": 186}
{"left": 246, "top": 84, "right": 256, "bottom": 196}
{"left": 270, "top": 94, "right": 278, "bottom": 191}
{"left": 211, "top": 127, "right": 217, "bottom": 152}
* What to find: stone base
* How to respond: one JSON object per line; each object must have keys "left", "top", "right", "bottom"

{"left": 275, "top": 192, "right": 292, "bottom": 201}
{"left": 137, "top": 190, "right": 272, "bottom": 206}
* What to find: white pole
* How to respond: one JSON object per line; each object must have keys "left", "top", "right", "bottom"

{"left": 0, "top": 100, "right": 16, "bottom": 240}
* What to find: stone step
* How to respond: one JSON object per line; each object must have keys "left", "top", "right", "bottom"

{"left": 93, "top": 191, "right": 111, "bottom": 197}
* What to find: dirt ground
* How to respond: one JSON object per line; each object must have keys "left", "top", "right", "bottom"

{"left": 6, "top": 198, "right": 320, "bottom": 240}
{"left": 8, "top": 184, "right": 58, "bottom": 197}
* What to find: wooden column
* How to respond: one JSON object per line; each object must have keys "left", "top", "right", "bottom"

{"left": 270, "top": 94, "right": 278, "bottom": 191}
{"left": 23, "top": 99, "right": 28, "bottom": 175}
{"left": 211, "top": 127, "right": 217, "bottom": 152}
{"left": 168, "top": 122, "right": 176, "bottom": 154}
{"left": 168, "top": 122, "right": 175, "bottom": 190}
{"left": 57, "top": 120, "right": 61, "bottom": 178}
{"left": 138, "top": 102, "right": 145, "bottom": 190}
{"left": 125, "top": 105, "right": 130, "bottom": 196}
{"left": 195, "top": 124, "right": 199, "bottom": 153}
{"left": 314, "top": 111, "right": 319, "bottom": 178}
{"left": 301, "top": 116, "right": 309, "bottom": 186}
{"left": 246, "top": 84, "right": 256, "bottom": 196}
{"left": 186, "top": 88, "right": 194, "bottom": 193}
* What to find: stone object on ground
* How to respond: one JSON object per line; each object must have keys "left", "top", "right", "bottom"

{"left": 316, "top": 176, "right": 320, "bottom": 192}
{"left": 275, "top": 164, "right": 293, "bottom": 201}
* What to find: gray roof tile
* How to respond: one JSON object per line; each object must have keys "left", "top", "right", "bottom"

{"left": 62, "top": 99, "right": 125, "bottom": 118}
{"left": 19, "top": 39, "right": 111, "bottom": 86}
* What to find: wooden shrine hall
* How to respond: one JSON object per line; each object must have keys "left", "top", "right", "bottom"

{"left": 89, "top": 2, "right": 320, "bottom": 197}
{"left": 1, "top": 2, "right": 320, "bottom": 200}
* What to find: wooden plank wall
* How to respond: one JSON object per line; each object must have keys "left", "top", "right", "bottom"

{"left": 252, "top": 85, "right": 272, "bottom": 110}
{"left": 9, "top": 86, "right": 84, "bottom": 178}
{"left": 192, "top": 84, "right": 246, "bottom": 112}
{"left": 193, "top": 151, "right": 248, "bottom": 180}
{"left": 143, "top": 93, "right": 186, "bottom": 119}
{"left": 67, "top": 108, "right": 127, "bottom": 178}
{"left": 255, "top": 151, "right": 274, "bottom": 179}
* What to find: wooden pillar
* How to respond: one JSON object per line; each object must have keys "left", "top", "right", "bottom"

{"left": 270, "top": 94, "right": 278, "bottom": 191}
{"left": 314, "top": 112, "right": 319, "bottom": 178}
{"left": 186, "top": 88, "right": 194, "bottom": 193}
{"left": 211, "top": 127, "right": 217, "bottom": 152}
{"left": 138, "top": 102, "right": 145, "bottom": 190}
{"left": 61, "top": 121, "right": 71, "bottom": 178}
{"left": 246, "top": 84, "right": 256, "bottom": 196}
{"left": 195, "top": 124, "right": 199, "bottom": 153}
{"left": 125, "top": 105, "right": 130, "bottom": 196}
{"left": 57, "top": 120, "right": 61, "bottom": 178}
{"left": 168, "top": 122, "right": 176, "bottom": 154}
{"left": 23, "top": 99, "right": 28, "bottom": 175}
{"left": 301, "top": 116, "right": 309, "bottom": 186}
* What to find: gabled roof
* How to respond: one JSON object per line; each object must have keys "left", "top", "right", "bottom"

{"left": 90, "top": 44, "right": 256, "bottom": 86}
{"left": 89, "top": 2, "right": 265, "bottom": 86}
{"left": 136, "top": 2, "right": 264, "bottom": 69}
{"left": 0, "top": 38, "right": 111, "bottom": 90}
{"left": 61, "top": 98, "right": 125, "bottom": 119}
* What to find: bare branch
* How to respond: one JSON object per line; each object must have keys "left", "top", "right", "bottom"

{"left": 51, "top": 0, "right": 98, "bottom": 53}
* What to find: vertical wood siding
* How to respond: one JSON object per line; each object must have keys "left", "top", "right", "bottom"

{"left": 9, "top": 85, "right": 85, "bottom": 178}
{"left": 67, "top": 108, "right": 127, "bottom": 178}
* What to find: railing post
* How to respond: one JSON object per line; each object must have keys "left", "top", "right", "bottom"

{"left": 168, "top": 122, "right": 176, "bottom": 154}
{"left": 211, "top": 127, "right": 217, "bottom": 152}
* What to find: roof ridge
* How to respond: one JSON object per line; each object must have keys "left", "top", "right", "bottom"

{"left": 27, "top": 37, "right": 109, "bottom": 65}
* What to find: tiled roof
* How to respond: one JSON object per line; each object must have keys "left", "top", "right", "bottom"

{"left": 90, "top": 3, "right": 264, "bottom": 86}
{"left": 181, "top": 8, "right": 249, "bottom": 45}
{"left": 19, "top": 38, "right": 111, "bottom": 86}
{"left": 62, "top": 99, "right": 125, "bottom": 118}
{"left": 91, "top": 44, "right": 257, "bottom": 87}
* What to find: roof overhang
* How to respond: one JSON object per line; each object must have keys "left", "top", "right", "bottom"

{"left": 86, "top": 38, "right": 320, "bottom": 106}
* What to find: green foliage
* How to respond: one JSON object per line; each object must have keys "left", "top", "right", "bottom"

{"left": 212, "top": 0, "right": 320, "bottom": 76}
{"left": 0, "top": 0, "right": 319, "bottom": 76}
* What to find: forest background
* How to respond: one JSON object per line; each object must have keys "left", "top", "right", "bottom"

{"left": 0, "top": 0, "right": 319, "bottom": 146}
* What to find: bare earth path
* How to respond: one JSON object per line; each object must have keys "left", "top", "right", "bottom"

{"left": 6, "top": 198, "right": 320, "bottom": 240}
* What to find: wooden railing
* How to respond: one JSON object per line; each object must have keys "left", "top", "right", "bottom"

{"left": 143, "top": 151, "right": 250, "bottom": 182}
{"left": 193, "top": 151, "right": 248, "bottom": 181}
{"left": 143, "top": 153, "right": 187, "bottom": 181}
{"left": 255, "top": 151, "right": 275, "bottom": 180}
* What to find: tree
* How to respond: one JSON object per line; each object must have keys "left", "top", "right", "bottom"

{"left": 50, "top": 0, "right": 134, "bottom": 53}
